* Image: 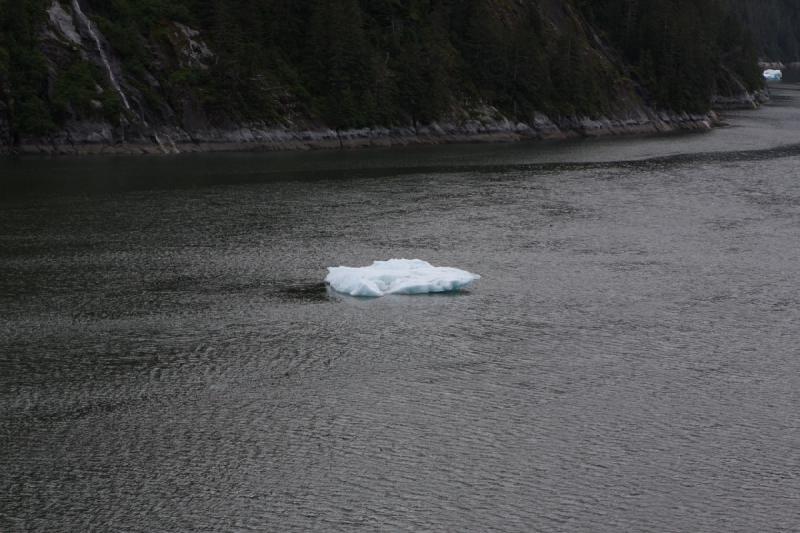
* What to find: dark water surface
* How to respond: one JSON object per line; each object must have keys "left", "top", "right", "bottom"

{"left": 2, "top": 86, "right": 800, "bottom": 532}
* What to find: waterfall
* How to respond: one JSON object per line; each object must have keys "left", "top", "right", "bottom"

{"left": 70, "top": 0, "right": 182, "bottom": 155}
{"left": 71, "top": 0, "right": 131, "bottom": 110}
{"left": 153, "top": 133, "right": 180, "bottom": 154}
{"left": 153, "top": 133, "right": 169, "bottom": 154}
{"left": 166, "top": 135, "right": 180, "bottom": 154}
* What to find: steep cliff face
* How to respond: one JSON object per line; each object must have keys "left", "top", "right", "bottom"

{"left": 0, "top": 0, "right": 764, "bottom": 154}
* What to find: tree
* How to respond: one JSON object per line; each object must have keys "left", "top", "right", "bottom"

{"left": 305, "top": 0, "right": 376, "bottom": 129}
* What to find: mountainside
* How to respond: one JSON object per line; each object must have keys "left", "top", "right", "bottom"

{"left": 727, "top": 0, "right": 800, "bottom": 62}
{"left": 0, "top": 0, "right": 766, "bottom": 154}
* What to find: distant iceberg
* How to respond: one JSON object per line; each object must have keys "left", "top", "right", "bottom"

{"left": 764, "top": 69, "right": 782, "bottom": 81}
{"left": 325, "top": 259, "right": 480, "bottom": 297}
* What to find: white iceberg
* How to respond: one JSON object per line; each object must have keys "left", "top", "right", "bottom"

{"left": 325, "top": 259, "right": 480, "bottom": 297}
{"left": 764, "top": 69, "right": 782, "bottom": 81}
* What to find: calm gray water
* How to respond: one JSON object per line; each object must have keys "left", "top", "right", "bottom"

{"left": 2, "top": 85, "right": 800, "bottom": 532}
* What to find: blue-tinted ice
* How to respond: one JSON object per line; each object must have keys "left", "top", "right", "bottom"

{"left": 325, "top": 259, "right": 480, "bottom": 297}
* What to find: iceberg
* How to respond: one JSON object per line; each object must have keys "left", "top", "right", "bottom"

{"left": 764, "top": 69, "right": 782, "bottom": 81}
{"left": 325, "top": 259, "right": 480, "bottom": 297}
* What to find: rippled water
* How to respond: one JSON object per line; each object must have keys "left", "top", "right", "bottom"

{"left": 3, "top": 86, "right": 800, "bottom": 532}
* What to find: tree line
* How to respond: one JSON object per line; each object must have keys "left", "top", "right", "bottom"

{"left": 0, "top": 0, "right": 767, "bottom": 137}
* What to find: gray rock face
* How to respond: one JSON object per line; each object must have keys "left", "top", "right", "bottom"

{"left": 47, "top": 1, "right": 82, "bottom": 46}
{"left": 11, "top": 104, "right": 725, "bottom": 156}
{"left": 173, "top": 22, "right": 214, "bottom": 70}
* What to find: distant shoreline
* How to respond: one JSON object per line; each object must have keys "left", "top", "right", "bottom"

{"left": 3, "top": 109, "right": 728, "bottom": 157}
{"left": 4, "top": 87, "right": 772, "bottom": 157}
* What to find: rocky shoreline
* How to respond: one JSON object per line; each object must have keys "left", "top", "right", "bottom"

{"left": 5, "top": 106, "right": 728, "bottom": 157}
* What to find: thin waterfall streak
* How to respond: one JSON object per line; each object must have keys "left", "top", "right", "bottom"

{"left": 71, "top": 0, "right": 131, "bottom": 110}
{"left": 153, "top": 133, "right": 180, "bottom": 155}
{"left": 153, "top": 133, "right": 169, "bottom": 154}
{"left": 166, "top": 135, "right": 180, "bottom": 154}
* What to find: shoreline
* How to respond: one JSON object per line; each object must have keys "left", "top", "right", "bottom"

{"left": 3, "top": 100, "right": 763, "bottom": 157}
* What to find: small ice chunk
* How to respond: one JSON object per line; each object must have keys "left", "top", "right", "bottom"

{"left": 764, "top": 69, "right": 782, "bottom": 81}
{"left": 325, "top": 259, "right": 480, "bottom": 297}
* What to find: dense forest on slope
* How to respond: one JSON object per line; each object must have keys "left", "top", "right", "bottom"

{"left": 579, "top": 0, "right": 762, "bottom": 111}
{"left": 0, "top": 0, "right": 766, "bottom": 143}
{"left": 728, "top": 0, "right": 800, "bottom": 62}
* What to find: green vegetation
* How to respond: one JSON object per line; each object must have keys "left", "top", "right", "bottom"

{"left": 727, "top": 0, "right": 800, "bottom": 62}
{"left": 52, "top": 55, "right": 122, "bottom": 121}
{"left": 580, "top": 0, "right": 763, "bottom": 112}
{"left": 0, "top": 0, "right": 771, "bottom": 139}
{"left": 0, "top": 0, "right": 55, "bottom": 135}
